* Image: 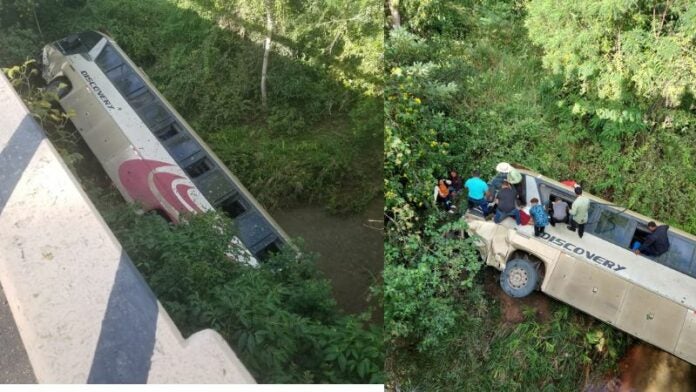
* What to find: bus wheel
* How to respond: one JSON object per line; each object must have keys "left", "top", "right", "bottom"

{"left": 46, "top": 77, "right": 71, "bottom": 99}
{"left": 500, "top": 258, "right": 538, "bottom": 298}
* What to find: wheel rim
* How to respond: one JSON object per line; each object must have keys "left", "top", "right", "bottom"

{"left": 508, "top": 266, "right": 529, "bottom": 289}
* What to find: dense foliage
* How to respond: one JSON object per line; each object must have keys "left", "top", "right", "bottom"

{"left": 0, "top": 0, "right": 382, "bottom": 213}
{"left": 383, "top": 0, "right": 696, "bottom": 389}
{"left": 526, "top": 0, "right": 696, "bottom": 231}
{"left": 103, "top": 204, "right": 383, "bottom": 383}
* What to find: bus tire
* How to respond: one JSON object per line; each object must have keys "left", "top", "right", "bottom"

{"left": 47, "top": 77, "right": 71, "bottom": 99}
{"left": 500, "top": 258, "right": 538, "bottom": 298}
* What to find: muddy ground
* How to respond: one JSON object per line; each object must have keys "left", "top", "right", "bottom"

{"left": 483, "top": 267, "right": 696, "bottom": 391}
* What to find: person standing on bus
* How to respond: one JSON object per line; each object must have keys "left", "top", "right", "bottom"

{"left": 465, "top": 170, "right": 489, "bottom": 215}
{"left": 634, "top": 222, "right": 670, "bottom": 257}
{"left": 494, "top": 181, "right": 520, "bottom": 225}
{"left": 548, "top": 195, "right": 569, "bottom": 226}
{"left": 567, "top": 186, "right": 589, "bottom": 238}
{"left": 529, "top": 198, "right": 549, "bottom": 237}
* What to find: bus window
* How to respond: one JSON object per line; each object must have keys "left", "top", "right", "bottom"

{"left": 690, "top": 254, "right": 696, "bottom": 277}
{"left": 106, "top": 64, "right": 144, "bottom": 97}
{"left": 218, "top": 195, "right": 247, "bottom": 219}
{"left": 184, "top": 157, "right": 212, "bottom": 179}
{"left": 593, "top": 210, "right": 632, "bottom": 247}
{"left": 155, "top": 122, "right": 180, "bottom": 141}
{"left": 548, "top": 194, "right": 573, "bottom": 206}
{"left": 168, "top": 137, "right": 200, "bottom": 162}
{"left": 657, "top": 235, "right": 695, "bottom": 275}
{"left": 129, "top": 90, "right": 155, "bottom": 110}
{"left": 139, "top": 102, "right": 170, "bottom": 128}
{"left": 95, "top": 44, "right": 123, "bottom": 72}
{"left": 256, "top": 240, "right": 281, "bottom": 261}
{"left": 194, "top": 169, "right": 234, "bottom": 205}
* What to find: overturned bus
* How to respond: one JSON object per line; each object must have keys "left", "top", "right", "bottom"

{"left": 464, "top": 165, "right": 696, "bottom": 365}
{"left": 40, "top": 31, "right": 289, "bottom": 262}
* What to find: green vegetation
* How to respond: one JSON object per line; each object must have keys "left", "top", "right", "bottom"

{"left": 5, "top": 61, "right": 383, "bottom": 383}
{"left": 0, "top": 0, "right": 382, "bottom": 213}
{"left": 103, "top": 204, "right": 383, "bottom": 383}
{"left": 385, "top": 0, "right": 695, "bottom": 389}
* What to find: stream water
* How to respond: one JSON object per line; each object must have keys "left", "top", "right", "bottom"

{"left": 272, "top": 198, "right": 383, "bottom": 320}
{"left": 587, "top": 343, "right": 696, "bottom": 391}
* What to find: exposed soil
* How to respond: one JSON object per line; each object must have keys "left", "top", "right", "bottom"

{"left": 482, "top": 267, "right": 551, "bottom": 324}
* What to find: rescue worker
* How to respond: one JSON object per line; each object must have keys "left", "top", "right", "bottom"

{"left": 488, "top": 162, "right": 511, "bottom": 198}
{"left": 493, "top": 181, "right": 520, "bottom": 225}
{"left": 548, "top": 195, "right": 569, "bottom": 226}
{"left": 507, "top": 167, "right": 526, "bottom": 206}
{"left": 634, "top": 221, "right": 670, "bottom": 257}
{"left": 464, "top": 170, "right": 489, "bottom": 215}
{"left": 567, "top": 185, "right": 589, "bottom": 238}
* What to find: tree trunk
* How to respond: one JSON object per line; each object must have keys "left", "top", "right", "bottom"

{"left": 261, "top": 0, "right": 273, "bottom": 111}
{"left": 387, "top": 0, "right": 401, "bottom": 29}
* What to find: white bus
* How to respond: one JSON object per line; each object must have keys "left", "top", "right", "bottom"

{"left": 465, "top": 165, "right": 696, "bottom": 365}
{"left": 41, "top": 31, "right": 289, "bottom": 261}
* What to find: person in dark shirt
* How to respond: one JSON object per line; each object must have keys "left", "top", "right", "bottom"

{"left": 493, "top": 181, "right": 520, "bottom": 225}
{"left": 634, "top": 221, "right": 670, "bottom": 257}
{"left": 449, "top": 169, "right": 464, "bottom": 197}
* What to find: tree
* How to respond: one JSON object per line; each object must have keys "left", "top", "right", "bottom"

{"left": 386, "top": 0, "right": 401, "bottom": 29}
{"left": 526, "top": 0, "right": 696, "bottom": 134}
{"left": 261, "top": 0, "right": 273, "bottom": 110}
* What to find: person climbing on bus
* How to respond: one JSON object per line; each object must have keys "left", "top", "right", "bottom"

{"left": 434, "top": 179, "right": 455, "bottom": 213}
{"left": 464, "top": 169, "right": 489, "bottom": 215}
{"left": 567, "top": 185, "right": 589, "bottom": 238}
{"left": 529, "top": 198, "right": 549, "bottom": 237}
{"left": 449, "top": 169, "right": 463, "bottom": 198}
{"left": 488, "top": 162, "right": 512, "bottom": 198}
{"left": 493, "top": 181, "right": 520, "bottom": 225}
{"left": 633, "top": 221, "right": 670, "bottom": 257}
{"left": 507, "top": 167, "right": 526, "bottom": 206}
{"left": 548, "top": 195, "right": 569, "bottom": 226}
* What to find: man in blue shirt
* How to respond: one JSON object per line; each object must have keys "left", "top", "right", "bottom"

{"left": 465, "top": 170, "right": 489, "bottom": 215}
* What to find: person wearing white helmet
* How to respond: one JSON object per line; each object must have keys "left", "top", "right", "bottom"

{"left": 506, "top": 167, "right": 526, "bottom": 205}
{"left": 488, "top": 162, "right": 512, "bottom": 198}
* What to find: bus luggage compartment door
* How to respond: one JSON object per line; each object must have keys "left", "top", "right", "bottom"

{"left": 675, "top": 309, "right": 696, "bottom": 365}
{"left": 616, "top": 285, "right": 686, "bottom": 353}
{"left": 543, "top": 253, "right": 629, "bottom": 325}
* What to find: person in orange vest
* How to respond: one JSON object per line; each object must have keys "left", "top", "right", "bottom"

{"left": 433, "top": 179, "right": 456, "bottom": 213}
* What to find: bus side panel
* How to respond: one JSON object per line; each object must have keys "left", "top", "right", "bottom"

{"left": 616, "top": 285, "right": 686, "bottom": 351}
{"left": 58, "top": 74, "right": 139, "bottom": 206}
{"left": 80, "top": 108, "right": 131, "bottom": 166}
{"left": 544, "top": 253, "right": 629, "bottom": 324}
{"left": 675, "top": 310, "right": 696, "bottom": 364}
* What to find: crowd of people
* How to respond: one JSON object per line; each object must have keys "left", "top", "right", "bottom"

{"left": 434, "top": 162, "right": 671, "bottom": 257}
